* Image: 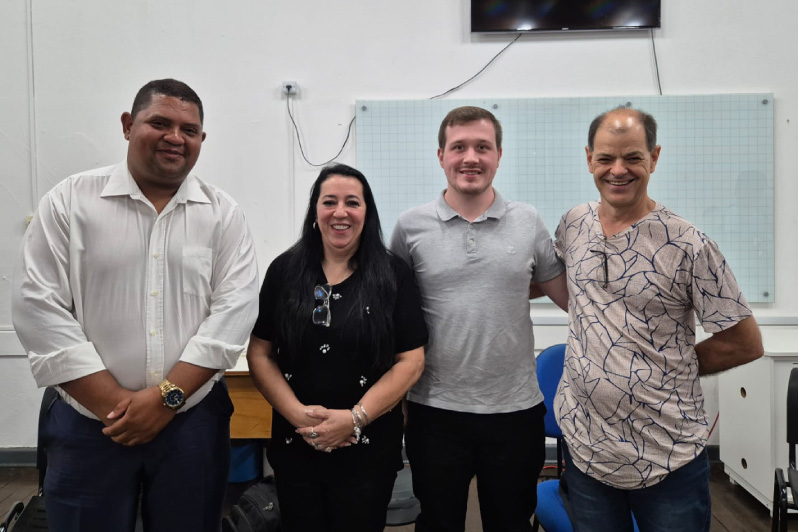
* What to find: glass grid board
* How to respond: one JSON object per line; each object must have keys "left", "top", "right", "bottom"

{"left": 355, "top": 94, "right": 774, "bottom": 303}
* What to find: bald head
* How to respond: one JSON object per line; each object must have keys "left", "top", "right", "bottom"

{"left": 588, "top": 107, "right": 658, "bottom": 152}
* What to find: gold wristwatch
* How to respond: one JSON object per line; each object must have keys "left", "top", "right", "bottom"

{"left": 158, "top": 379, "right": 186, "bottom": 410}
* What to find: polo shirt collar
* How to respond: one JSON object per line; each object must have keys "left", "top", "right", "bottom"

{"left": 435, "top": 188, "right": 507, "bottom": 222}
{"left": 100, "top": 161, "right": 210, "bottom": 204}
{"left": 484, "top": 190, "right": 507, "bottom": 220}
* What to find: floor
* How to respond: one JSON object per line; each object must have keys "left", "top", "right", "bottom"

{"left": 1, "top": 463, "right": 796, "bottom": 531}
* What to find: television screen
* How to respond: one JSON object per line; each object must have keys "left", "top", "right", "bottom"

{"left": 471, "top": 0, "right": 661, "bottom": 33}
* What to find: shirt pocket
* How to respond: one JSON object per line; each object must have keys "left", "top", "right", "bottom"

{"left": 182, "top": 246, "right": 214, "bottom": 297}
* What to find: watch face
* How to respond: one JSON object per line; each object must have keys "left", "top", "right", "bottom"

{"left": 165, "top": 389, "right": 185, "bottom": 408}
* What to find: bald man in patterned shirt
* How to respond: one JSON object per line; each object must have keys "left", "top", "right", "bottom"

{"left": 552, "top": 107, "right": 764, "bottom": 532}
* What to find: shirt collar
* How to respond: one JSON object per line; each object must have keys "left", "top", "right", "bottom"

{"left": 100, "top": 161, "right": 210, "bottom": 204}
{"left": 99, "top": 163, "right": 135, "bottom": 198}
{"left": 434, "top": 188, "right": 507, "bottom": 222}
{"left": 484, "top": 190, "right": 507, "bottom": 220}
{"left": 174, "top": 175, "right": 211, "bottom": 204}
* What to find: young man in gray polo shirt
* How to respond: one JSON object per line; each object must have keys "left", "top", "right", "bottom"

{"left": 390, "top": 106, "right": 568, "bottom": 531}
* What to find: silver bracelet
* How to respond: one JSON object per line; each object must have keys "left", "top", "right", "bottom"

{"left": 350, "top": 408, "right": 362, "bottom": 443}
{"left": 352, "top": 406, "right": 364, "bottom": 428}
{"left": 357, "top": 402, "right": 371, "bottom": 426}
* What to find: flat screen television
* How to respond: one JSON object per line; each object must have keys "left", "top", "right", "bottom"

{"left": 471, "top": 0, "right": 661, "bottom": 33}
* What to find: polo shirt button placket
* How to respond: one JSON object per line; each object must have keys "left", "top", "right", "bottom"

{"left": 466, "top": 224, "right": 477, "bottom": 254}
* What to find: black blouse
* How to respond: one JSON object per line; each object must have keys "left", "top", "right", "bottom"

{"left": 251, "top": 251, "right": 428, "bottom": 476}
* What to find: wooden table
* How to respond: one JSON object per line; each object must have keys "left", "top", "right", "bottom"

{"left": 225, "top": 371, "right": 272, "bottom": 439}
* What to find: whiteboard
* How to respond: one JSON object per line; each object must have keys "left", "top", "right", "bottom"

{"left": 356, "top": 94, "right": 774, "bottom": 303}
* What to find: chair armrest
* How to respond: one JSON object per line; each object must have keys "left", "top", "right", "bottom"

{"left": 0, "top": 501, "right": 25, "bottom": 532}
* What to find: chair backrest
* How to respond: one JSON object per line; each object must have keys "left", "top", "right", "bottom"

{"left": 536, "top": 344, "right": 566, "bottom": 439}
{"left": 787, "top": 368, "right": 798, "bottom": 467}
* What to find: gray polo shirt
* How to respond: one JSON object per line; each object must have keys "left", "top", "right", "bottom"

{"left": 390, "top": 190, "right": 564, "bottom": 413}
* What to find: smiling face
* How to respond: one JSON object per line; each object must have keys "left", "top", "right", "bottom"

{"left": 316, "top": 175, "right": 366, "bottom": 261}
{"left": 587, "top": 110, "right": 661, "bottom": 217}
{"left": 438, "top": 119, "right": 502, "bottom": 199}
{"left": 121, "top": 93, "right": 205, "bottom": 196}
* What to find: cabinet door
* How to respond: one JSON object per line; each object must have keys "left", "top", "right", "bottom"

{"left": 718, "top": 356, "right": 772, "bottom": 500}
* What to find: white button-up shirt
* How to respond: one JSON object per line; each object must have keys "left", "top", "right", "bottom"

{"left": 12, "top": 162, "right": 260, "bottom": 418}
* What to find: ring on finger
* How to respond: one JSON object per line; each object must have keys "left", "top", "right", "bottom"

{"left": 309, "top": 428, "right": 318, "bottom": 439}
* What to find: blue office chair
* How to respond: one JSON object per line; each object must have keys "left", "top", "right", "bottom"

{"left": 532, "top": 344, "right": 572, "bottom": 532}
{"left": 532, "top": 344, "right": 639, "bottom": 532}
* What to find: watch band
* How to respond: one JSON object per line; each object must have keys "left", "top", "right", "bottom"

{"left": 158, "top": 379, "right": 186, "bottom": 410}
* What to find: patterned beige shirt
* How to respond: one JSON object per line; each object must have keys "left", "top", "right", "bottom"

{"left": 554, "top": 201, "right": 752, "bottom": 489}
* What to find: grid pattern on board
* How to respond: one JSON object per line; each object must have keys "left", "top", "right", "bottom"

{"left": 356, "top": 94, "right": 774, "bottom": 303}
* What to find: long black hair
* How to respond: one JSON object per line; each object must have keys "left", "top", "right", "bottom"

{"left": 277, "top": 164, "right": 397, "bottom": 372}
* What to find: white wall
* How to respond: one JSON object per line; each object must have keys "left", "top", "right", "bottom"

{"left": 1, "top": 0, "right": 796, "bottom": 448}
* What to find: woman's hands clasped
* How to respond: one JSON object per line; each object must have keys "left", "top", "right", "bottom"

{"left": 296, "top": 406, "right": 358, "bottom": 453}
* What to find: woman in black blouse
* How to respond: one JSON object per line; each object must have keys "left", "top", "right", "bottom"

{"left": 246, "top": 164, "right": 428, "bottom": 531}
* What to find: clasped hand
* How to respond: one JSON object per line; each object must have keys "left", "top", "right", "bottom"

{"left": 295, "top": 406, "right": 358, "bottom": 452}
{"left": 101, "top": 386, "right": 176, "bottom": 446}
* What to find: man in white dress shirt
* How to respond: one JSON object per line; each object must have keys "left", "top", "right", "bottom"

{"left": 12, "top": 79, "right": 259, "bottom": 531}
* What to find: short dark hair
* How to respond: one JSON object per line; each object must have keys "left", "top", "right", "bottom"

{"left": 587, "top": 106, "right": 658, "bottom": 152}
{"left": 130, "top": 79, "right": 204, "bottom": 123}
{"left": 277, "top": 164, "right": 397, "bottom": 372}
{"left": 438, "top": 106, "right": 503, "bottom": 149}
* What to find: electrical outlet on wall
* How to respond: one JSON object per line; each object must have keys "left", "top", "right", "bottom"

{"left": 281, "top": 81, "right": 299, "bottom": 95}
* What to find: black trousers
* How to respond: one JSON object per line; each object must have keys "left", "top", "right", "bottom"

{"left": 275, "top": 467, "right": 397, "bottom": 532}
{"left": 406, "top": 401, "right": 546, "bottom": 532}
